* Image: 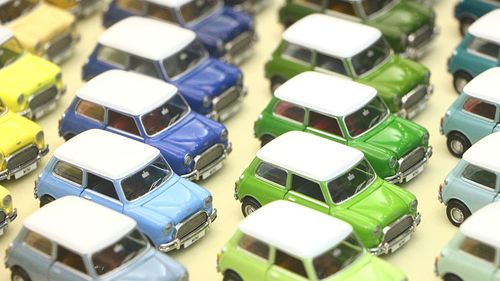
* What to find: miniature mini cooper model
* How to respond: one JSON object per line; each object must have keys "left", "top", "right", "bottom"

{"left": 235, "top": 131, "right": 421, "bottom": 255}
{"left": 439, "top": 132, "right": 500, "bottom": 227}
{"left": 454, "top": 0, "right": 500, "bottom": 35}
{"left": 0, "top": 99, "right": 48, "bottom": 181}
{"left": 5, "top": 196, "right": 190, "bottom": 281}
{"left": 224, "top": 0, "right": 267, "bottom": 13}
{"left": 82, "top": 17, "right": 246, "bottom": 121}
{"left": 45, "top": 0, "right": 105, "bottom": 17}
{"left": 0, "top": 185, "right": 16, "bottom": 236}
{"left": 102, "top": 0, "right": 256, "bottom": 64}
{"left": 448, "top": 9, "right": 500, "bottom": 93}
{"left": 0, "top": 0, "right": 79, "bottom": 64}
{"left": 59, "top": 70, "right": 231, "bottom": 180}
{"left": 255, "top": 72, "right": 432, "bottom": 183}
{"left": 265, "top": 14, "right": 433, "bottom": 119}
{"left": 34, "top": 129, "right": 217, "bottom": 252}
{"left": 435, "top": 202, "right": 500, "bottom": 281}
{"left": 440, "top": 67, "right": 500, "bottom": 158}
{"left": 278, "top": 0, "right": 437, "bottom": 59}
{"left": 217, "top": 200, "right": 408, "bottom": 281}
{"left": 0, "top": 27, "right": 65, "bottom": 119}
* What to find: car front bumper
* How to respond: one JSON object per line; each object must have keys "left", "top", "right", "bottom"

{"left": 369, "top": 212, "right": 421, "bottom": 256}
{"left": 385, "top": 146, "right": 433, "bottom": 184}
{"left": 0, "top": 145, "right": 49, "bottom": 181}
{"left": 396, "top": 84, "right": 434, "bottom": 119}
{"left": 222, "top": 32, "right": 258, "bottom": 65}
{"left": 182, "top": 143, "right": 232, "bottom": 181}
{"left": 402, "top": 26, "right": 440, "bottom": 60}
{"left": 0, "top": 209, "right": 17, "bottom": 234}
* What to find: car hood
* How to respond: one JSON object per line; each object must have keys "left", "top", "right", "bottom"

{"left": 112, "top": 250, "right": 185, "bottom": 281}
{"left": 370, "top": 1, "right": 434, "bottom": 35}
{"left": 326, "top": 254, "right": 405, "bottom": 281}
{"left": 0, "top": 112, "right": 39, "bottom": 156}
{"left": 192, "top": 7, "right": 252, "bottom": 42}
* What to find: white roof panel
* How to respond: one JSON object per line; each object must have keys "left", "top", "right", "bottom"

{"left": 99, "top": 17, "right": 196, "bottom": 60}
{"left": 24, "top": 196, "right": 136, "bottom": 254}
{"left": 463, "top": 132, "right": 500, "bottom": 173}
{"left": 147, "top": 0, "right": 193, "bottom": 8}
{"left": 54, "top": 129, "right": 160, "bottom": 180}
{"left": 239, "top": 200, "right": 353, "bottom": 258}
{"left": 0, "top": 27, "right": 13, "bottom": 45}
{"left": 461, "top": 202, "right": 500, "bottom": 248}
{"left": 77, "top": 70, "right": 178, "bottom": 115}
{"left": 463, "top": 68, "right": 500, "bottom": 104}
{"left": 469, "top": 9, "right": 500, "bottom": 44}
{"left": 257, "top": 131, "right": 364, "bottom": 181}
{"left": 283, "top": 14, "right": 382, "bottom": 58}
{"left": 275, "top": 71, "right": 377, "bottom": 117}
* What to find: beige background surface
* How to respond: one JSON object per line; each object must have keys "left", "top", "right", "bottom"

{"left": 0, "top": 0, "right": 466, "bottom": 280}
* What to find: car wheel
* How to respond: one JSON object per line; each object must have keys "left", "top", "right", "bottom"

{"left": 270, "top": 76, "right": 286, "bottom": 94}
{"left": 260, "top": 135, "right": 274, "bottom": 147}
{"left": 446, "top": 201, "right": 471, "bottom": 227}
{"left": 444, "top": 274, "right": 463, "bottom": 281}
{"left": 11, "top": 267, "right": 31, "bottom": 281}
{"left": 459, "top": 18, "right": 475, "bottom": 36}
{"left": 223, "top": 271, "right": 243, "bottom": 281}
{"left": 453, "top": 72, "right": 472, "bottom": 94}
{"left": 241, "top": 198, "right": 261, "bottom": 217}
{"left": 446, "top": 132, "right": 471, "bottom": 158}
{"left": 63, "top": 133, "right": 75, "bottom": 141}
{"left": 39, "top": 195, "right": 55, "bottom": 208}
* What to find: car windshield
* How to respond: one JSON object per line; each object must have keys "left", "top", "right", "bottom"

{"left": 313, "top": 234, "right": 363, "bottom": 280}
{"left": 91, "top": 229, "right": 148, "bottom": 276}
{"left": 350, "top": 38, "right": 391, "bottom": 77}
{"left": 141, "top": 94, "right": 190, "bottom": 136}
{"left": 0, "top": 0, "right": 38, "bottom": 24}
{"left": 180, "top": 0, "right": 220, "bottom": 24}
{"left": 121, "top": 156, "right": 172, "bottom": 201}
{"left": 0, "top": 37, "right": 24, "bottom": 68}
{"left": 344, "top": 96, "right": 389, "bottom": 138}
{"left": 327, "top": 159, "right": 375, "bottom": 204}
{"left": 360, "top": 0, "right": 395, "bottom": 17}
{"left": 162, "top": 40, "right": 207, "bottom": 79}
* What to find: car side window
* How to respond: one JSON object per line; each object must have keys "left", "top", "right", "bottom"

{"left": 75, "top": 100, "right": 105, "bottom": 123}
{"left": 296, "top": 0, "right": 323, "bottom": 9}
{"left": 24, "top": 231, "right": 52, "bottom": 256}
{"left": 282, "top": 43, "right": 313, "bottom": 65}
{"left": 326, "top": 0, "right": 356, "bottom": 16}
{"left": 86, "top": 173, "right": 120, "bottom": 201}
{"left": 462, "top": 164, "right": 497, "bottom": 190}
{"left": 316, "top": 52, "right": 348, "bottom": 75}
{"left": 53, "top": 161, "right": 83, "bottom": 186}
{"left": 116, "top": 0, "right": 146, "bottom": 13}
{"left": 274, "top": 250, "right": 308, "bottom": 278}
{"left": 291, "top": 174, "right": 325, "bottom": 203}
{"left": 147, "top": 3, "right": 176, "bottom": 22}
{"left": 97, "top": 46, "right": 129, "bottom": 68}
{"left": 468, "top": 38, "right": 500, "bottom": 61}
{"left": 56, "top": 246, "right": 88, "bottom": 275}
{"left": 308, "top": 111, "right": 344, "bottom": 137}
{"left": 256, "top": 162, "right": 287, "bottom": 187}
{"left": 460, "top": 237, "right": 496, "bottom": 263}
{"left": 463, "top": 97, "right": 496, "bottom": 121}
{"left": 129, "top": 56, "right": 161, "bottom": 79}
{"left": 238, "top": 234, "right": 269, "bottom": 259}
{"left": 273, "top": 100, "right": 305, "bottom": 123}
{"left": 107, "top": 110, "right": 141, "bottom": 136}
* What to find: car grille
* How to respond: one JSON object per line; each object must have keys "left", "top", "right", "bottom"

{"left": 176, "top": 212, "right": 209, "bottom": 239}
{"left": 29, "top": 86, "right": 58, "bottom": 113}
{"left": 46, "top": 33, "right": 73, "bottom": 60}
{"left": 402, "top": 85, "right": 427, "bottom": 110}
{"left": 399, "top": 147, "right": 426, "bottom": 173}
{"left": 213, "top": 87, "right": 240, "bottom": 112}
{"left": 194, "top": 144, "right": 225, "bottom": 171}
{"left": 408, "top": 24, "right": 433, "bottom": 48}
{"left": 6, "top": 145, "right": 39, "bottom": 171}
{"left": 225, "top": 31, "right": 254, "bottom": 59}
{"left": 383, "top": 216, "right": 413, "bottom": 243}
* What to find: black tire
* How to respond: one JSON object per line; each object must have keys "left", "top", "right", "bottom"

{"left": 223, "top": 271, "right": 243, "bottom": 281}
{"left": 63, "top": 133, "right": 75, "bottom": 141}
{"left": 260, "top": 135, "right": 274, "bottom": 147}
{"left": 241, "top": 198, "right": 261, "bottom": 217}
{"left": 11, "top": 267, "right": 31, "bottom": 281}
{"left": 459, "top": 17, "right": 475, "bottom": 36}
{"left": 270, "top": 76, "right": 286, "bottom": 94}
{"left": 446, "top": 200, "right": 471, "bottom": 227}
{"left": 453, "top": 72, "right": 472, "bottom": 94}
{"left": 39, "top": 195, "right": 55, "bottom": 208}
{"left": 446, "top": 132, "right": 471, "bottom": 158}
{"left": 444, "top": 273, "right": 463, "bottom": 281}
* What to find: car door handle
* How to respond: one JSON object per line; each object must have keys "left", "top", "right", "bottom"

{"left": 83, "top": 195, "right": 92, "bottom": 200}
{"left": 287, "top": 197, "right": 295, "bottom": 202}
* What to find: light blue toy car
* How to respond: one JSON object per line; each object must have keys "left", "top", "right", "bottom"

{"left": 447, "top": 9, "right": 500, "bottom": 93}
{"left": 5, "top": 196, "right": 189, "bottom": 281}
{"left": 34, "top": 129, "right": 217, "bottom": 252}
{"left": 439, "top": 132, "right": 500, "bottom": 226}
{"left": 440, "top": 67, "right": 500, "bottom": 158}
{"left": 454, "top": 0, "right": 500, "bottom": 35}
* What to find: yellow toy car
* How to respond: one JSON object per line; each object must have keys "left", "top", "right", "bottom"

{"left": 45, "top": 0, "right": 104, "bottom": 17}
{"left": 0, "top": 0, "right": 79, "bottom": 64}
{"left": 0, "top": 27, "right": 65, "bottom": 119}
{"left": 0, "top": 185, "right": 16, "bottom": 235}
{"left": 0, "top": 98, "right": 49, "bottom": 181}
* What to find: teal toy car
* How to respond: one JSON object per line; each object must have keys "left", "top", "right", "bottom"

{"left": 454, "top": 0, "right": 500, "bottom": 35}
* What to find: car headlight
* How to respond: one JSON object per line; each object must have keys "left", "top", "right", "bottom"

{"left": 184, "top": 154, "right": 193, "bottom": 166}
{"left": 17, "top": 94, "right": 25, "bottom": 105}
{"left": 34, "top": 42, "right": 43, "bottom": 54}
{"left": 180, "top": 271, "right": 189, "bottom": 281}
{"left": 237, "top": 73, "right": 244, "bottom": 87}
{"left": 393, "top": 97, "right": 402, "bottom": 109}
{"left": 0, "top": 153, "right": 3, "bottom": 165}
{"left": 216, "top": 39, "right": 224, "bottom": 52}
{"left": 422, "top": 132, "right": 430, "bottom": 145}
{"left": 410, "top": 200, "right": 418, "bottom": 212}
{"left": 204, "top": 195, "right": 213, "bottom": 208}
{"left": 424, "top": 71, "right": 431, "bottom": 84}
{"left": 373, "top": 225, "right": 383, "bottom": 239}
{"left": 388, "top": 156, "right": 398, "bottom": 169}
{"left": 35, "top": 131, "right": 45, "bottom": 146}
{"left": 164, "top": 223, "right": 174, "bottom": 235}
{"left": 202, "top": 96, "right": 212, "bottom": 108}
{"left": 55, "top": 72, "right": 63, "bottom": 82}
{"left": 3, "top": 195, "right": 11, "bottom": 207}
{"left": 220, "top": 129, "right": 228, "bottom": 142}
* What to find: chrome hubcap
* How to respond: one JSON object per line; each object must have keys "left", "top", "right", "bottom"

{"left": 244, "top": 205, "right": 256, "bottom": 216}
{"left": 12, "top": 274, "right": 25, "bottom": 281}
{"left": 450, "top": 140, "right": 464, "bottom": 155}
{"left": 451, "top": 207, "right": 465, "bottom": 224}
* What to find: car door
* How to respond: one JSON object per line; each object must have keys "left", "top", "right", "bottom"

{"left": 266, "top": 249, "right": 310, "bottom": 281}
{"left": 269, "top": 100, "right": 306, "bottom": 137}
{"left": 49, "top": 245, "right": 92, "bottom": 281}
{"left": 17, "top": 230, "right": 54, "bottom": 281}
{"left": 304, "top": 110, "right": 348, "bottom": 145}
{"left": 231, "top": 234, "right": 271, "bottom": 280}
{"left": 466, "top": 37, "right": 499, "bottom": 77}
{"left": 51, "top": 161, "right": 85, "bottom": 198}
{"left": 459, "top": 96, "right": 497, "bottom": 144}
{"left": 284, "top": 173, "right": 330, "bottom": 214}
{"left": 252, "top": 162, "right": 289, "bottom": 206}
{"left": 459, "top": 163, "right": 497, "bottom": 212}
{"left": 80, "top": 172, "right": 124, "bottom": 214}
{"left": 105, "top": 109, "right": 145, "bottom": 143}
{"left": 68, "top": 99, "right": 106, "bottom": 135}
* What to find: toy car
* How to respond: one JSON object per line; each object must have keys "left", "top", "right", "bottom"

{"left": 224, "top": 0, "right": 267, "bottom": 13}
{"left": 278, "top": 0, "right": 437, "bottom": 59}
{"left": 5, "top": 196, "right": 189, "bottom": 281}
{"left": 265, "top": 14, "right": 433, "bottom": 119}
{"left": 448, "top": 9, "right": 500, "bottom": 93}
{"left": 82, "top": 17, "right": 246, "bottom": 122}
{"left": 34, "top": 129, "right": 217, "bottom": 252}
{"left": 0, "top": 185, "right": 16, "bottom": 236}
{"left": 59, "top": 70, "right": 231, "bottom": 180}
{"left": 0, "top": 0, "right": 79, "bottom": 64}
{"left": 435, "top": 202, "right": 500, "bottom": 281}
{"left": 235, "top": 131, "right": 421, "bottom": 255}
{"left": 454, "top": 0, "right": 500, "bottom": 35}
{"left": 439, "top": 132, "right": 500, "bottom": 226}
{"left": 0, "top": 27, "right": 65, "bottom": 119}
{"left": 218, "top": 200, "right": 408, "bottom": 281}
{"left": 45, "top": 0, "right": 105, "bottom": 17}
{"left": 255, "top": 71, "right": 432, "bottom": 183}
{"left": 103, "top": 0, "right": 256, "bottom": 64}
{"left": 440, "top": 67, "right": 500, "bottom": 158}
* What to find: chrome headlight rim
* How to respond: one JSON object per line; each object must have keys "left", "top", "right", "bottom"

{"left": 204, "top": 195, "right": 213, "bottom": 209}
{"left": 2, "top": 195, "right": 11, "bottom": 208}
{"left": 183, "top": 154, "right": 193, "bottom": 166}
{"left": 410, "top": 199, "right": 418, "bottom": 212}
{"left": 372, "top": 225, "right": 383, "bottom": 239}
{"left": 202, "top": 96, "right": 212, "bottom": 109}
{"left": 17, "top": 94, "right": 25, "bottom": 105}
{"left": 422, "top": 132, "right": 430, "bottom": 145}
{"left": 0, "top": 153, "right": 4, "bottom": 165}
{"left": 220, "top": 129, "right": 228, "bottom": 142}
{"left": 35, "top": 131, "right": 45, "bottom": 146}
{"left": 388, "top": 156, "right": 399, "bottom": 169}
{"left": 164, "top": 222, "right": 174, "bottom": 235}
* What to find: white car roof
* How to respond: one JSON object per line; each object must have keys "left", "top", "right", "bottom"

{"left": 0, "top": 27, "right": 13, "bottom": 45}
{"left": 275, "top": 71, "right": 377, "bottom": 117}
{"left": 24, "top": 196, "right": 136, "bottom": 254}
{"left": 77, "top": 70, "right": 178, "bottom": 116}
{"left": 283, "top": 14, "right": 382, "bottom": 58}
{"left": 146, "top": 0, "right": 193, "bottom": 8}
{"left": 463, "top": 68, "right": 500, "bottom": 104}
{"left": 468, "top": 9, "right": 500, "bottom": 44}
{"left": 54, "top": 129, "right": 160, "bottom": 180}
{"left": 239, "top": 200, "right": 353, "bottom": 258}
{"left": 463, "top": 132, "right": 500, "bottom": 173}
{"left": 461, "top": 202, "right": 500, "bottom": 248}
{"left": 98, "top": 17, "right": 196, "bottom": 61}
{"left": 256, "top": 131, "right": 364, "bottom": 181}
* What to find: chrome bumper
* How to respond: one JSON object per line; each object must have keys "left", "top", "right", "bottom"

{"left": 222, "top": 33, "right": 258, "bottom": 65}
{"left": 0, "top": 146, "right": 49, "bottom": 181}
{"left": 19, "top": 85, "right": 66, "bottom": 120}
{"left": 182, "top": 143, "right": 232, "bottom": 181}
{"left": 396, "top": 84, "right": 434, "bottom": 119}
{"left": 0, "top": 209, "right": 17, "bottom": 233}
{"left": 402, "top": 26, "right": 440, "bottom": 60}
{"left": 385, "top": 146, "right": 433, "bottom": 184}
{"left": 369, "top": 213, "right": 421, "bottom": 256}
{"left": 206, "top": 87, "right": 247, "bottom": 122}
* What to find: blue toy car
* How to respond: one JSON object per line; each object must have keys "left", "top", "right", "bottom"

{"left": 59, "top": 70, "right": 231, "bottom": 181}
{"left": 34, "top": 129, "right": 217, "bottom": 252}
{"left": 103, "top": 0, "right": 256, "bottom": 64}
{"left": 454, "top": 0, "right": 500, "bottom": 35}
{"left": 448, "top": 9, "right": 500, "bottom": 93}
{"left": 82, "top": 17, "right": 246, "bottom": 121}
